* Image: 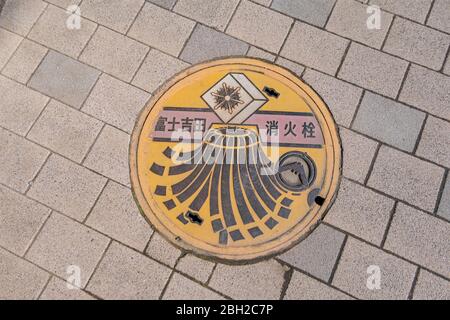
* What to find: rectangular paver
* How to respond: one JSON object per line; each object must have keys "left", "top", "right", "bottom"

{"left": 437, "top": 174, "right": 450, "bottom": 221}
{"left": 325, "top": 179, "right": 395, "bottom": 245}
{"left": 412, "top": 270, "right": 450, "bottom": 300}
{"left": 271, "top": 0, "right": 336, "bottom": 28}
{"left": 80, "top": 0, "right": 144, "bottom": 34}
{"left": 427, "top": 0, "right": 450, "bottom": 34}
{"left": 0, "top": 0, "right": 47, "bottom": 36}
{"left": 0, "top": 127, "right": 49, "bottom": 193}
{"left": 134, "top": 49, "right": 189, "bottom": 92}
{"left": 279, "top": 224, "right": 345, "bottom": 282}
{"left": 384, "top": 203, "right": 450, "bottom": 278}
{"left": 368, "top": 146, "right": 444, "bottom": 212}
{"left": 326, "top": 0, "right": 393, "bottom": 49}
{"left": 370, "top": 0, "right": 433, "bottom": 23}
{"left": 383, "top": 17, "right": 449, "bottom": 71}
{"left": 284, "top": 271, "right": 353, "bottom": 300}
{"left": 86, "top": 241, "right": 172, "bottom": 299}
{"left": 174, "top": 0, "right": 239, "bottom": 31}
{"left": 163, "top": 273, "right": 224, "bottom": 300}
{"left": 86, "top": 181, "right": 153, "bottom": 251}
{"left": 180, "top": 24, "right": 248, "bottom": 64}
{"left": 399, "top": 65, "right": 450, "bottom": 121}
{"left": 209, "top": 260, "right": 285, "bottom": 299}
{"left": 83, "top": 74, "right": 150, "bottom": 134}
{"left": 332, "top": 237, "right": 417, "bottom": 299}
{"left": 28, "top": 154, "right": 107, "bottom": 221}
{"left": 339, "top": 127, "right": 378, "bottom": 183}
{"left": 0, "top": 185, "right": 50, "bottom": 256}
{"left": 227, "top": 0, "right": 293, "bottom": 53}
{"left": 28, "top": 100, "right": 103, "bottom": 163}
{"left": 26, "top": 212, "right": 110, "bottom": 288}
{"left": 83, "top": 125, "right": 131, "bottom": 186}
{"left": 339, "top": 42, "right": 408, "bottom": 98}
{"left": 80, "top": 27, "right": 149, "bottom": 82}
{"left": 128, "top": 2, "right": 195, "bottom": 56}
{"left": 416, "top": 117, "right": 450, "bottom": 168}
{"left": 28, "top": 5, "right": 97, "bottom": 58}
{"left": 2, "top": 39, "right": 47, "bottom": 84}
{"left": 281, "top": 22, "right": 349, "bottom": 75}
{"left": 29, "top": 50, "right": 100, "bottom": 109}
{"left": 352, "top": 92, "right": 426, "bottom": 152}
{"left": 0, "top": 247, "right": 49, "bottom": 300}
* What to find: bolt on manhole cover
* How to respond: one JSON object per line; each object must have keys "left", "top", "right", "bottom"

{"left": 130, "top": 58, "right": 342, "bottom": 263}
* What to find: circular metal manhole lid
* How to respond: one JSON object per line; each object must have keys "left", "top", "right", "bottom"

{"left": 130, "top": 58, "right": 342, "bottom": 263}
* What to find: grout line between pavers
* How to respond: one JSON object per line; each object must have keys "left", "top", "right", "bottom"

{"left": 334, "top": 40, "right": 352, "bottom": 78}
{"left": 83, "top": 238, "right": 113, "bottom": 291}
{"left": 395, "top": 62, "right": 411, "bottom": 101}
{"left": 80, "top": 122, "right": 106, "bottom": 165}
{"left": 275, "top": 18, "right": 295, "bottom": 59}
{"left": 205, "top": 263, "right": 218, "bottom": 285}
{"left": 22, "top": 210, "right": 53, "bottom": 258}
{"left": 434, "top": 169, "right": 449, "bottom": 215}
{"left": 158, "top": 253, "right": 185, "bottom": 300}
{"left": 76, "top": 23, "right": 99, "bottom": 60}
{"left": 440, "top": 42, "right": 450, "bottom": 73}
{"left": 35, "top": 274, "right": 53, "bottom": 300}
{"left": 380, "top": 14, "right": 395, "bottom": 52}
{"left": 81, "top": 178, "right": 109, "bottom": 224}
{"left": 407, "top": 267, "right": 421, "bottom": 300}
{"left": 279, "top": 266, "right": 293, "bottom": 300}
{"left": 363, "top": 143, "right": 381, "bottom": 186}
{"left": 223, "top": 0, "right": 242, "bottom": 33}
{"left": 349, "top": 89, "right": 366, "bottom": 129}
{"left": 424, "top": 0, "right": 436, "bottom": 26}
{"left": 328, "top": 234, "right": 348, "bottom": 284}
{"left": 177, "top": 22, "right": 197, "bottom": 59}
{"left": 412, "top": 113, "right": 428, "bottom": 154}
{"left": 323, "top": 0, "right": 338, "bottom": 29}
{"left": 322, "top": 222, "right": 450, "bottom": 283}
{"left": 380, "top": 201, "right": 398, "bottom": 248}
{"left": 125, "top": 0, "right": 147, "bottom": 35}
{"left": 130, "top": 46, "right": 152, "bottom": 84}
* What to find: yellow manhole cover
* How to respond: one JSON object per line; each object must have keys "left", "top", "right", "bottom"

{"left": 130, "top": 58, "right": 342, "bottom": 263}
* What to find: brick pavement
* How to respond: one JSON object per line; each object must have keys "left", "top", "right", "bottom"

{"left": 0, "top": 0, "right": 449, "bottom": 300}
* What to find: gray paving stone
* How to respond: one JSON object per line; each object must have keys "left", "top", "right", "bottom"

{"left": 83, "top": 74, "right": 150, "bottom": 134}
{"left": 163, "top": 273, "right": 224, "bottom": 300}
{"left": 427, "top": 0, "right": 450, "bottom": 34}
{"left": 133, "top": 49, "right": 189, "bottom": 93}
{"left": 0, "top": 27, "right": 22, "bottom": 70}
{"left": 28, "top": 100, "right": 103, "bottom": 163}
{"left": 437, "top": 174, "right": 450, "bottom": 221}
{"left": 417, "top": 116, "right": 450, "bottom": 168}
{"left": 83, "top": 125, "right": 131, "bottom": 186}
{"left": 29, "top": 51, "right": 100, "bottom": 109}
{"left": 370, "top": 0, "right": 433, "bottom": 23}
{"left": 368, "top": 146, "right": 444, "bottom": 212}
{"left": 45, "top": 0, "right": 81, "bottom": 7}
{"left": 176, "top": 254, "right": 215, "bottom": 283}
{"left": 0, "top": 0, "right": 47, "bottom": 36}
{"left": 445, "top": 56, "right": 450, "bottom": 76}
{"left": 0, "top": 127, "right": 49, "bottom": 193}
{"left": 0, "top": 185, "right": 50, "bottom": 256}
{"left": 0, "top": 247, "right": 49, "bottom": 300}
{"left": 209, "top": 260, "right": 285, "bottom": 299}
{"left": 385, "top": 203, "right": 450, "bottom": 277}
{"left": 87, "top": 241, "right": 172, "bottom": 299}
{"left": 174, "top": 0, "right": 239, "bottom": 31}
{"left": 303, "top": 69, "right": 363, "bottom": 127}
{"left": 28, "top": 5, "right": 97, "bottom": 58}
{"left": 271, "top": 0, "right": 336, "bottom": 28}
{"left": 412, "top": 270, "right": 450, "bottom": 300}
{"left": 284, "top": 271, "right": 353, "bottom": 300}
{"left": 384, "top": 18, "right": 450, "bottom": 71}
{"left": 80, "top": 27, "right": 149, "bottom": 82}
{"left": 281, "top": 21, "right": 349, "bottom": 75}
{"left": 247, "top": 46, "right": 276, "bottom": 62}
{"left": 145, "top": 232, "right": 181, "bottom": 267}
{"left": 339, "top": 43, "right": 408, "bottom": 98}
{"left": 276, "top": 57, "right": 305, "bottom": 77}
{"left": 146, "top": 0, "right": 176, "bottom": 9}
{"left": 180, "top": 24, "right": 248, "bottom": 64}
{"left": 279, "top": 224, "right": 345, "bottom": 281}
{"left": 128, "top": 2, "right": 195, "bottom": 56}
{"left": 352, "top": 92, "right": 426, "bottom": 152}
{"left": 86, "top": 181, "right": 153, "bottom": 251}
{"left": 39, "top": 277, "right": 95, "bottom": 300}
{"left": 332, "top": 237, "right": 417, "bottom": 299}
{"left": 325, "top": 179, "right": 395, "bottom": 245}
{"left": 0, "top": 75, "right": 49, "bottom": 135}
{"left": 28, "top": 154, "right": 107, "bottom": 221}
{"left": 227, "top": 0, "right": 293, "bottom": 53}
{"left": 26, "top": 212, "right": 109, "bottom": 288}
{"left": 2, "top": 39, "right": 47, "bottom": 84}
{"left": 399, "top": 65, "right": 450, "bottom": 121}
{"left": 327, "top": 0, "right": 393, "bottom": 49}
{"left": 80, "top": 0, "right": 144, "bottom": 34}
{"left": 339, "top": 127, "right": 378, "bottom": 183}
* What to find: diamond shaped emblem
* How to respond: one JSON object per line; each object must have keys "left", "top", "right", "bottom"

{"left": 201, "top": 73, "right": 268, "bottom": 124}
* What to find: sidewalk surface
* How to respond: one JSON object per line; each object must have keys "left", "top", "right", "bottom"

{"left": 0, "top": 0, "right": 449, "bottom": 300}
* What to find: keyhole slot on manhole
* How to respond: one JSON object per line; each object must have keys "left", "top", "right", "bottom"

{"left": 315, "top": 196, "right": 325, "bottom": 206}
{"left": 186, "top": 211, "right": 203, "bottom": 225}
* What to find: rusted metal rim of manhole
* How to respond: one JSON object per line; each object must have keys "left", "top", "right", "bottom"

{"left": 130, "top": 58, "right": 342, "bottom": 264}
